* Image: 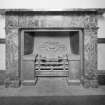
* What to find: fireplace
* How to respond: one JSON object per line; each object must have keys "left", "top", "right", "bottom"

{"left": 23, "top": 31, "right": 80, "bottom": 57}
{"left": 21, "top": 30, "right": 82, "bottom": 85}
{"left": 5, "top": 10, "right": 98, "bottom": 87}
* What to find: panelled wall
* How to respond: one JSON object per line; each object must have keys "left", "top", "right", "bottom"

{"left": 97, "top": 13, "right": 105, "bottom": 70}
{"left": 0, "top": 15, "right": 5, "bottom": 70}
{"left": 0, "top": 14, "right": 6, "bottom": 84}
{"left": 97, "top": 13, "right": 105, "bottom": 85}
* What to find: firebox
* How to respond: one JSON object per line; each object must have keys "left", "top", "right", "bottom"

{"left": 5, "top": 10, "right": 98, "bottom": 87}
{"left": 21, "top": 30, "right": 82, "bottom": 85}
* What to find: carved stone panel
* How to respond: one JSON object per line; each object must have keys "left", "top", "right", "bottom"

{"left": 6, "top": 29, "right": 18, "bottom": 80}
{"left": 6, "top": 15, "right": 19, "bottom": 28}
{"left": 19, "top": 15, "right": 40, "bottom": 28}
{"left": 6, "top": 15, "right": 97, "bottom": 29}
{"left": 33, "top": 32, "right": 71, "bottom": 58}
{"left": 84, "top": 28, "right": 97, "bottom": 76}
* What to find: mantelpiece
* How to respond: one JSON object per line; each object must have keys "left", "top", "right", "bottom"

{"left": 5, "top": 9, "right": 100, "bottom": 88}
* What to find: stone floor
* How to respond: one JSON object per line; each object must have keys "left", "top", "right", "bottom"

{"left": 0, "top": 77, "right": 105, "bottom": 96}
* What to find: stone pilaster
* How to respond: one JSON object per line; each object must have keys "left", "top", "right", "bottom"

{"left": 5, "top": 28, "right": 20, "bottom": 87}
{"left": 83, "top": 28, "right": 98, "bottom": 88}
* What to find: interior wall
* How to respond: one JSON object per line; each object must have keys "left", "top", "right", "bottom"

{"left": 98, "top": 13, "right": 105, "bottom": 38}
{"left": 97, "top": 13, "right": 105, "bottom": 70}
{"left": 0, "top": 15, "right": 5, "bottom": 70}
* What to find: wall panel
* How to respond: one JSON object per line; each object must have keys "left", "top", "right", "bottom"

{"left": 0, "top": 44, "right": 5, "bottom": 70}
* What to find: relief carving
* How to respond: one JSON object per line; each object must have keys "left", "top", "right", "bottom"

{"left": 6, "top": 15, "right": 97, "bottom": 28}
{"left": 38, "top": 41, "right": 67, "bottom": 58}
{"left": 6, "top": 15, "right": 19, "bottom": 28}
{"left": 83, "top": 28, "right": 98, "bottom": 88}
{"left": 6, "top": 29, "right": 19, "bottom": 82}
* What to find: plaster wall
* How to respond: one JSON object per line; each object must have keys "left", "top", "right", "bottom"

{"left": 97, "top": 13, "right": 105, "bottom": 70}
{"left": 0, "top": 15, "right": 5, "bottom": 38}
{"left": 0, "top": 15, "right": 5, "bottom": 70}
{"left": 0, "top": 44, "right": 5, "bottom": 70}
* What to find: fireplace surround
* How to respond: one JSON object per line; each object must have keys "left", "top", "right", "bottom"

{"left": 21, "top": 30, "right": 81, "bottom": 85}
{"left": 5, "top": 10, "right": 98, "bottom": 87}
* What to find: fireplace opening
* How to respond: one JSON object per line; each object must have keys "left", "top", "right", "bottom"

{"left": 24, "top": 31, "right": 80, "bottom": 57}
{"left": 21, "top": 30, "right": 81, "bottom": 82}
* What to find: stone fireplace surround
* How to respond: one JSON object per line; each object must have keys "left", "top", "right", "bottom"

{"left": 5, "top": 10, "right": 98, "bottom": 88}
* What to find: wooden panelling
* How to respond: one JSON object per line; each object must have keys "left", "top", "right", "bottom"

{"left": 98, "top": 38, "right": 105, "bottom": 43}
{"left": 97, "top": 75, "right": 105, "bottom": 85}
{"left": 0, "top": 39, "right": 5, "bottom": 43}
{"left": 84, "top": 28, "right": 97, "bottom": 75}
